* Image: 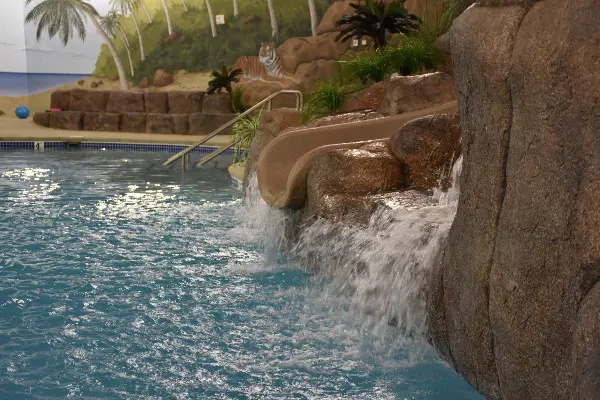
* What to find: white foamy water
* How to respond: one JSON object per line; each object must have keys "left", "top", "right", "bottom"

{"left": 241, "top": 156, "right": 463, "bottom": 344}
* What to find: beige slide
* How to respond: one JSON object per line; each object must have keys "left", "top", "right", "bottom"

{"left": 257, "top": 101, "right": 459, "bottom": 209}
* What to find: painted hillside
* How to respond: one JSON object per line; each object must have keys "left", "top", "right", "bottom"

{"left": 93, "top": 0, "right": 333, "bottom": 84}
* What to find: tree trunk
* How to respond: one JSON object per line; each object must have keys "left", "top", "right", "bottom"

{"left": 131, "top": 12, "right": 146, "bottom": 61}
{"left": 307, "top": 0, "right": 318, "bottom": 36}
{"left": 91, "top": 17, "right": 129, "bottom": 90}
{"left": 267, "top": 0, "right": 279, "bottom": 42}
{"left": 233, "top": 0, "right": 239, "bottom": 16}
{"left": 205, "top": 0, "right": 217, "bottom": 38}
{"left": 119, "top": 31, "right": 135, "bottom": 77}
{"left": 141, "top": 1, "right": 152, "bottom": 23}
{"left": 161, "top": 0, "right": 174, "bottom": 35}
{"left": 181, "top": 0, "right": 188, "bottom": 12}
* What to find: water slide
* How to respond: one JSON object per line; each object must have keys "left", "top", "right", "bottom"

{"left": 257, "top": 101, "right": 459, "bottom": 209}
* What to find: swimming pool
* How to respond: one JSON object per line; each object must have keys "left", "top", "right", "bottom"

{"left": 0, "top": 151, "right": 482, "bottom": 399}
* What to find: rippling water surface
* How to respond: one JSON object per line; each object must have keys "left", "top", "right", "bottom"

{"left": 0, "top": 151, "right": 481, "bottom": 399}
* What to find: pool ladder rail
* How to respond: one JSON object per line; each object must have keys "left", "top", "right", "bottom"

{"left": 162, "top": 90, "right": 304, "bottom": 168}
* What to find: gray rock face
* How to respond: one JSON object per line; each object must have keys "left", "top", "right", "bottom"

{"left": 428, "top": 2, "right": 600, "bottom": 400}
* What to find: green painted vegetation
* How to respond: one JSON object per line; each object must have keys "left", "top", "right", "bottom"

{"left": 229, "top": 85, "right": 249, "bottom": 113}
{"left": 94, "top": 0, "right": 331, "bottom": 83}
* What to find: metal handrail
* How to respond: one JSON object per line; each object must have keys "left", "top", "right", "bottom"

{"left": 162, "top": 89, "right": 303, "bottom": 166}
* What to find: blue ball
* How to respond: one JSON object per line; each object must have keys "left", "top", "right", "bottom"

{"left": 15, "top": 106, "right": 30, "bottom": 119}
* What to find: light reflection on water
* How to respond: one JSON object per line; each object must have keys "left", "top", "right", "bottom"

{"left": 0, "top": 151, "right": 481, "bottom": 399}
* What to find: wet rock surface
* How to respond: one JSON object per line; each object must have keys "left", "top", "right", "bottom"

{"left": 428, "top": 2, "right": 600, "bottom": 400}
{"left": 344, "top": 82, "right": 386, "bottom": 113}
{"left": 389, "top": 113, "right": 461, "bottom": 190}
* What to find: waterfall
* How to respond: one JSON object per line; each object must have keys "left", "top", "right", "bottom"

{"left": 237, "top": 156, "right": 462, "bottom": 347}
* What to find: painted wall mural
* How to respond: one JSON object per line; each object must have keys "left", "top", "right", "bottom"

{"left": 0, "top": 0, "right": 335, "bottom": 116}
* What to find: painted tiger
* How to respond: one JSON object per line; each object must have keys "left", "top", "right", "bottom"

{"left": 232, "top": 42, "right": 297, "bottom": 83}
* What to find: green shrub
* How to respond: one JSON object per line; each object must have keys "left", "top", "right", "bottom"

{"left": 302, "top": 78, "right": 362, "bottom": 123}
{"left": 388, "top": 37, "right": 442, "bottom": 75}
{"left": 230, "top": 85, "right": 249, "bottom": 114}
{"left": 232, "top": 109, "right": 263, "bottom": 164}
{"left": 343, "top": 49, "right": 393, "bottom": 84}
{"left": 414, "top": 0, "right": 461, "bottom": 46}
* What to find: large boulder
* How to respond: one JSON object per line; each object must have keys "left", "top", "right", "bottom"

{"left": 277, "top": 33, "right": 349, "bottom": 74}
{"left": 202, "top": 93, "right": 233, "bottom": 114}
{"left": 303, "top": 141, "right": 404, "bottom": 221}
{"left": 144, "top": 92, "right": 169, "bottom": 114}
{"left": 120, "top": 113, "right": 146, "bottom": 133}
{"left": 69, "top": 89, "right": 110, "bottom": 112}
{"left": 428, "top": 2, "right": 600, "bottom": 400}
{"left": 344, "top": 81, "right": 386, "bottom": 112}
{"left": 243, "top": 109, "right": 302, "bottom": 187}
{"left": 146, "top": 114, "right": 189, "bottom": 134}
{"left": 50, "top": 90, "right": 71, "bottom": 111}
{"left": 153, "top": 69, "right": 174, "bottom": 87}
{"left": 240, "top": 80, "right": 302, "bottom": 109}
{"left": 188, "top": 113, "right": 237, "bottom": 135}
{"left": 377, "top": 72, "right": 457, "bottom": 116}
{"left": 294, "top": 59, "right": 339, "bottom": 93}
{"left": 316, "top": 0, "right": 353, "bottom": 35}
{"left": 49, "top": 111, "right": 83, "bottom": 130}
{"left": 82, "top": 112, "right": 121, "bottom": 132}
{"left": 107, "top": 91, "right": 145, "bottom": 113}
{"left": 32, "top": 112, "right": 50, "bottom": 128}
{"left": 299, "top": 110, "right": 383, "bottom": 129}
{"left": 388, "top": 114, "right": 461, "bottom": 190}
{"left": 168, "top": 91, "right": 205, "bottom": 114}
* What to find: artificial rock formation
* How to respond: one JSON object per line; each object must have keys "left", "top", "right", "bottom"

{"left": 428, "top": 2, "right": 600, "bottom": 400}
{"left": 344, "top": 82, "right": 386, "bottom": 112}
{"left": 378, "top": 72, "right": 457, "bottom": 116}
{"left": 388, "top": 113, "right": 461, "bottom": 190}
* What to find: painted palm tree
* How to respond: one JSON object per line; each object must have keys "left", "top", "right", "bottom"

{"left": 205, "top": 0, "right": 217, "bottom": 38}
{"left": 233, "top": 0, "right": 239, "bottom": 16}
{"left": 140, "top": 0, "right": 152, "bottom": 22}
{"left": 266, "top": 0, "right": 279, "bottom": 42}
{"left": 100, "top": 11, "right": 134, "bottom": 77}
{"left": 161, "top": 0, "right": 174, "bottom": 35}
{"left": 181, "top": 0, "right": 188, "bottom": 12}
{"left": 308, "top": 0, "right": 318, "bottom": 36}
{"left": 25, "top": 0, "right": 129, "bottom": 90}
{"left": 335, "top": 0, "right": 420, "bottom": 48}
{"left": 110, "top": 0, "right": 146, "bottom": 62}
{"left": 207, "top": 66, "right": 242, "bottom": 94}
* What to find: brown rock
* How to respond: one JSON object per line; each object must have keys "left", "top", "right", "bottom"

{"left": 294, "top": 59, "right": 339, "bottom": 92}
{"left": 188, "top": 113, "right": 238, "bottom": 135}
{"left": 49, "top": 111, "right": 83, "bottom": 130}
{"left": 120, "top": 113, "right": 147, "bottom": 133}
{"left": 138, "top": 76, "right": 150, "bottom": 89}
{"left": 77, "top": 79, "right": 85, "bottom": 86}
{"left": 304, "top": 141, "right": 404, "bottom": 219}
{"left": 344, "top": 81, "right": 386, "bottom": 112}
{"left": 107, "top": 91, "right": 145, "bottom": 113}
{"left": 435, "top": 33, "right": 453, "bottom": 76}
{"left": 243, "top": 109, "right": 302, "bottom": 186}
{"left": 377, "top": 72, "right": 457, "bottom": 116}
{"left": 388, "top": 114, "right": 461, "bottom": 190}
{"left": 91, "top": 82, "right": 99, "bottom": 89}
{"left": 32, "top": 112, "right": 50, "bottom": 127}
{"left": 82, "top": 112, "right": 121, "bottom": 132}
{"left": 69, "top": 89, "right": 110, "bottom": 112}
{"left": 574, "top": 283, "right": 600, "bottom": 400}
{"left": 153, "top": 69, "right": 174, "bottom": 87}
{"left": 168, "top": 91, "right": 205, "bottom": 114}
{"left": 146, "top": 114, "right": 189, "bottom": 134}
{"left": 277, "top": 33, "right": 350, "bottom": 74}
{"left": 240, "top": 80, "right": 302, "bottom": 109}
{"left": 316, "top": 0, "right": 354, "bottom": 35}
{"left": 201, "top": 93, "right": 233, "bottom": 114}
{"left": 50, "top": 90, "right": 71, "bottom": 111}
{"left": 295, "top": 111, "right": 383, "bottom": 130}
{"left": 144, "top": 92, "right": 169, "bottom": 114}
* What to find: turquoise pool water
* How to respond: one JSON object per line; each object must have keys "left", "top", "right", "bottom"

{"left": 0, "top": 151, "right": 482, "bottom": 399}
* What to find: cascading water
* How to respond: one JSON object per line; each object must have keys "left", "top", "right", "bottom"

{"left": 241, "top": 156, "right": 463, "bottom": 354}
